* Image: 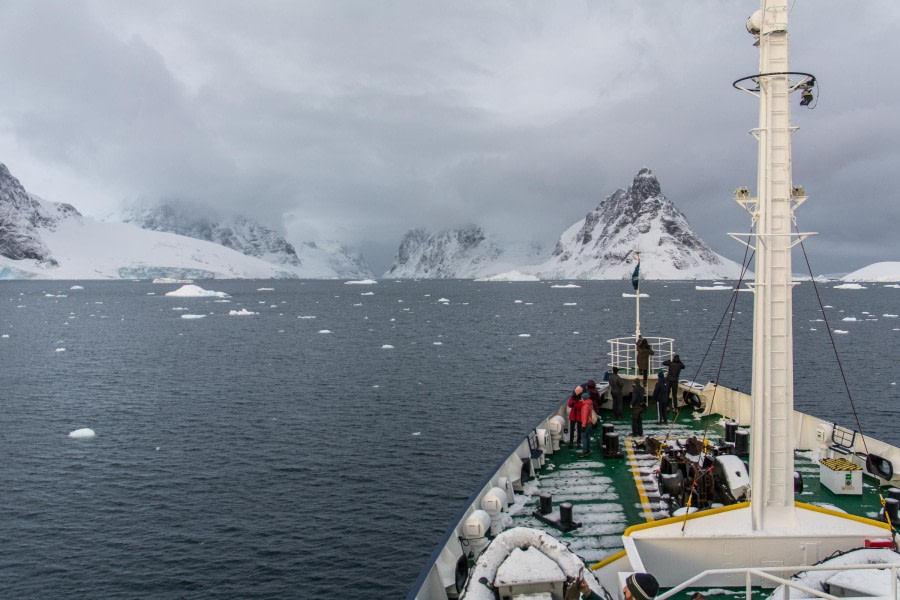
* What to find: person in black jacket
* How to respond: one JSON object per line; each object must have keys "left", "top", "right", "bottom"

{"left": 652, "top": 372, "right": 669, "bottom": 424}
{"left": 630, "top": 379, "right": 646, "bottom": 437}
{"left": 662, "top": 354, "right": 685, "bottom": 410}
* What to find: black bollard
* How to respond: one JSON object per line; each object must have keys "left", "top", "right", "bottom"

{"left": 734, "top": 429, "right": 749, "bottom": 456}
{"left": 725, "top": 421, "right": 738, "bottom": 443}
{"left": 794, "top": 471, "right": 803, "bottom": 494}
{"left": 539, "top": 492, "right": 552, "bottom": 515}
{"left": 559, "top": 502, "right": 574, "bottom": 529}
{"left": 887, "top": 488, "right": 900, "bottom": 504}
{"left": 604, "top": 433, "right": 620, "bottom": 457}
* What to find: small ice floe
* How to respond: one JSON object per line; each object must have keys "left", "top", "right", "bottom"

{"left": 696, "top": 285, "right": 732, "bottom": 291}
{"left": 833, "top": 329, "right": 849, "bottom": 334}
{"left": 70, "top": 285, "right": 84, "bottom": 290}
{"left": 146, "top": 292, "right": 156, "bottom": 295}
{"left": 563, "top": 302, "right": 577, "bottom": 306}
{"left": 360, "top": 292, "right": 374, "bottom": 296}
{"left": 412, "top": 432, "right": 421, "bottom": 436}
{"left": 172, "top": 306, "right": 188, "bottom": 311}
{"left": 257, "top": 287, "right": 274, "bottom": 291}
{"left": 353, "top": 303, "right": 363, "bottom": 307}
{"left": 514, "top": 300, "right": 523, "bottom": 304}
{"left": 298, "top": 315, "right": 317, "bottom": 319}
{"left": 214, "top": 299, "right": 231, "bottom": 303}
{"left": 45, "top": 293, "right": 68, "bottom": 298}
{"left": 181, "top": 314, "right": 207, "bottom": 319}
{"left": 810, "top": 328, "right": 817, "bottom": 331}
{"left": 842, "top": 317, "right": 857, "bottom": 322}
{"left": 433, "top": 341, "right": 443, "bottom": 345}
{"left": 551, "top": 284, "right": 581, "bottom": 289}
{"left": 1, "top": 334, "right": 9, "bottom": 338}
{"left": 671, "top": 299, "right": 681, "bottom": 302}
{"left": 344, "top": 279, "right": 377, "bottom": 285}
{"left": 397, "top": 299, "right": 404, "bottom": 303}
{"left": 833, "top": 283, "right": 866, "bottom": 290}
{"left": 438, "top": 297, "right": 450, "bottom": 303}
{"left": 68, "top": 428, "right": 95, "bottom": 439}
{"left": 228, "top": 309, "right": 258, "bottom": 316}
{"left": 55, "top": 347, "right": 66, "bottom": 352}
{"left": 318, "top": 329, "right": 332, "bottom": 334}
{"left": 884, "top": 314, "right": 898, "bottom": 318}
{"left": 381, "top": 344, "right": 395, "bottom": 349}
{"left": 622, "top": 293, "right": 649, "bottom": 298}
{"left": 165, "top": 285, "right": 229, "bottom": 298}
{"left": 518, "top": 333, "right": 531, "bottom": 337}
{"left": 885, "top": 284, "right": 900, "bottom": 289}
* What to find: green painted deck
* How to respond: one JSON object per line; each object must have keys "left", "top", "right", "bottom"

{"left": 506, "top": 407, "right": 890, "bottom": 587}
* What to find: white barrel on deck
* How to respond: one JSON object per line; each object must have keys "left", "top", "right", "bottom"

{"left": 482, "top": 487, "right": 509, "bottom": 535}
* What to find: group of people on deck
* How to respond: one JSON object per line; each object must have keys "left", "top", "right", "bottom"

{"left": 569, "top": 336, "right": 689, "bottom": 445}
{"left": 566, "top": 380, "right": 601, "bottom": 458}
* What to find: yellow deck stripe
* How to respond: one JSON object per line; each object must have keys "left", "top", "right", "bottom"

{"left": 590, "top": 549, "right": 627, "bottom": 571}
{"left": 624, "top": 438, "right": 654, "bottom": 522}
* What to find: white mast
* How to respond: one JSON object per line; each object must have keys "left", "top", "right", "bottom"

{"left": 741, "top": 0, "right": 806, "bottom": 531}
{"left": 634, "top": 252, "right": 641, "bottom": 340}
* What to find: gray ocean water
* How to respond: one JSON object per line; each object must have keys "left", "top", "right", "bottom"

{"left": 1, "top": 279, "right": 897, "bottom": 598}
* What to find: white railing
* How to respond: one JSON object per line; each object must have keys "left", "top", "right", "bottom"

{"left": 657, "top": 562, "right": 900, "bottom": 600}
{"left": 607, "top": 336, "right": 674, "bottom": 375}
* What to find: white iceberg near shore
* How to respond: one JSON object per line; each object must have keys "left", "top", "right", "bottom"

{"left": 165, "top": 284, "right": 229, "bottom": 298}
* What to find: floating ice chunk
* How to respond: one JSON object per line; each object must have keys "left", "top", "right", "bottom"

{"left": 622, "top": 293, "right": 649, "bottom": 298}
{"left": 514, "top": 300, "right": 523, "bottom": 304}
{"left": 318, "top": 329, "right": 332, "bottom": 334}
{"left": 412, "top": 432, "right": 421, "bottom": 436}
{"left": 353, "top": 303, "right": 363, "bottom": 307}
{"left": 671, "top": 299, "right": 681, "bottom": 302}
{"left": 228, "top": 309, "right": 258, "bottom": 316}
{"left": 298, "top": 315, "right": 317, "bottom": 319}
{"left": 842, "top": 317, "right": 857, "bottom": 322}
{"left": 171, "top": 306, "right": 188, "bottom": 311}
{"left": 433, "top": 341, "right": 442, "bottom": 345}
{"left": 696, "top": 285, "right": 732, "bottom": 291}
{"left": 885, "top": 284, "right": 900, "bottom": 289}
{"left": 834, "top": 283, "right": 866, "bottom": 290}
{"left": 810, "top": 328, "right": 817, "bottom": 331}
{"left": 69, "top": 428, "right": 95, "bottom": 439}
{"left": 360, "top": 292, "right": 374, "bottom": 296}
{"left": 884, "top": 314, "right": 898, "bottom": 318}
{"left": 55, "top": 347, "right": 66, "bottom": 352}
{"left": 833, "top": 329, "right": 849, "bottom": 334}
{"left": 181, "top": 314, "right": 206, "bottom": 319}
{"left": 166, "top": 285, "right": 229, "bottom": 298}
{"left": 257, "top": 287, "right": 274, "bottom": 291}
{"left": 563, "top": 302, "right": 577, "bottom": 306}
{"left": 344, "top": 279, "right": 377, "bottom": 285}
{"left": 381, "top": 344, "right": 395, "bottom": 349}
{"left": 214, "top": 299, "right": 231, "bottom": 303}
{"left": 518, "top": 333, "right": 531, "bottom": 337}
{"left": 438, "top": 297, "right": 450, "bottom": 303}
{"left": 1, "top": 334, "right": 8, "bottom": 338}
{"left": 70, "top": 285, "right": 84, "bottom": 290}
{"left": 551, "top": 284, "right": 581, "bottom": 289}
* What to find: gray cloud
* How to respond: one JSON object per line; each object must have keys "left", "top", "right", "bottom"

{"left": 0, "top": 1, "right": 897, "bottom": 274}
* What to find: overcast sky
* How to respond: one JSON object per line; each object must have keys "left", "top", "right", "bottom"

{"left": 1, "top": 1, "right": 897, "bottom": 275}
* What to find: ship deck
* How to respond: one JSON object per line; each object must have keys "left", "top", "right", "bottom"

{"left": 506, "top": 409, "right": 889, "bottom": 568}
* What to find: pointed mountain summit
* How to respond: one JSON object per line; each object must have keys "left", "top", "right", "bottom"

{"left": 534, "top": 168, "right": 744, "bottom": 280}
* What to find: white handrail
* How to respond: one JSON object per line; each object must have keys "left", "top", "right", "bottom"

{"left": 655, "top": 562, "right": 900, "bottom": 600}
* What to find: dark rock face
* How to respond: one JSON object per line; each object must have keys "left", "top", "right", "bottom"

{"left": 386, "top": 225, "right": 500, "bottom": 278}
{"left": 0, "top": 162, "right": 81, "bottom": 266}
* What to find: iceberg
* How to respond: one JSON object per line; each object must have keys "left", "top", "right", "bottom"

{"left": 165, "top": 284, "right": 229, "bottom": 298}
{"left": 68, "top": 428, "right": 95, "bottom": 439}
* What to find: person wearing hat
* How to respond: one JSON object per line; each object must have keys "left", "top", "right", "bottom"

{"left": 578, "top": 390, "right": 594, "bottom": 458}
{"left": 652, "top": 371, "right": 670, "bottom": 424}
{"left": 567, "top": 386, "right": 584, "bottom": 448}
{"left": 577, "top": 572, "right": 659, "bottom": 600}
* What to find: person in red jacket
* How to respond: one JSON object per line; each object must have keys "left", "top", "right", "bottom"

{"left": 567, "top": 385, "right": 584, "bottom": 448}
{"left": 578, "top": 390, "right": 595, "bottom": 457}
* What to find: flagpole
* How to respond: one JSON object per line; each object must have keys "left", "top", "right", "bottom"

{"left": 633, "top": 253, "right": 641, "bottom": 339}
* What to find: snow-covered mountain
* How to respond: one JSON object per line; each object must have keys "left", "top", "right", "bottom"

{"left": 121, "top": 202, "right": 373, "bottom": 279}
{"left": 0, "top": 162, "right": 371, "bottom": 280}
{"left": 384, "top": 226, "right": 547, "bottom": 278}
{"left": 532, "top": 168, "right": 745, "bottom": 280}
{"left": 842, "top": 261, "right": 900, "bottom": 282}
{"left": 385, "top": 169, "right": 745, "bottom": 280}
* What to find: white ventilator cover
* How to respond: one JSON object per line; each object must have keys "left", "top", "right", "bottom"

{"left": 461, "top": 510, "right": 492, "bottom": 539}
{"left": 482, "top": 487, "right": 509, "bottom": 516}
{"left": 548, "top": 416, "right": 565, "bottom": 437}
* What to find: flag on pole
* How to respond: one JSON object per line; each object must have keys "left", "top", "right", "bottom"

{"left": 631, "top": 261, "right": 640, "bottom": 290}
